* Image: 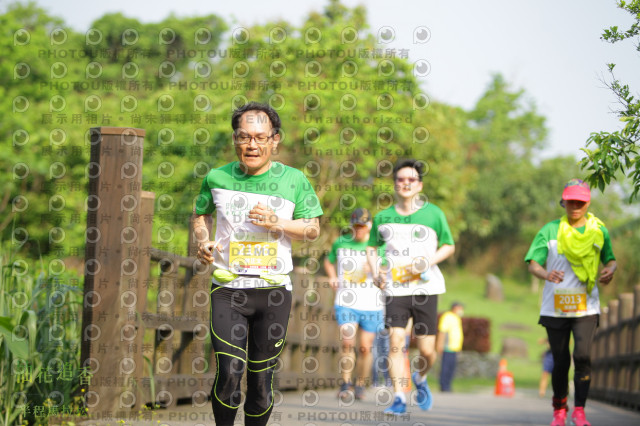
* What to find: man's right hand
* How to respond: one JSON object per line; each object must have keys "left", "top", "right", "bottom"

{"left": 374, "top": 272, "right": 387, "bottom": 290}
{"left": 546, "top": 269, "right": 564, "bottom": 284}
{"left": 197, "top": 241, "right": 222, "bottom": 264}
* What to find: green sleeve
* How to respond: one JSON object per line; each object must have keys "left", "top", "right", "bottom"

{"left": 368, "top": 215, "right": 381, "bottom": 247}
{"left": 524, "top": 226, "right": 551, "bottom": 265}
{"left": 435, "top": 207, "right": 455, "bottom": 247}
{"left": 366, "top": 216, "right": 388, "bottom": 264}
{"left": 600, "top": 226, "right": 616, "bottom": 264}
{"left": 377, "top": 245, "right": 388, "bottom": 266}
{"left": 195, "top": 174, "right": 215, "bottom": 215}
{"left": 293, "top": 174, "right": 323, "bottom": 219}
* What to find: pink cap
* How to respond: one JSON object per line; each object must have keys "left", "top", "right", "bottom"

{"left": 561, "top": 179, "right": 591, "bottom": 202}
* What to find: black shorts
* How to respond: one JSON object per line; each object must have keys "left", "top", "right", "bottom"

{"left": 384, "top": 294, "right": 438, "bottom": 335}
{"left": 538, "top": 314, "right": 599, "bottom": 330}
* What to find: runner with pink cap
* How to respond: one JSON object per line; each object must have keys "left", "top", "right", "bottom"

{"left": 525, "top": 178, "right": 617, "bottom": 426}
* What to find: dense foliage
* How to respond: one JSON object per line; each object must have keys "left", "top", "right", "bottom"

{"left": 581, "top": 0, "right": 640, "bottom": 200}
{"left": 1, "top": 0, "right": 637, "bottom": 283}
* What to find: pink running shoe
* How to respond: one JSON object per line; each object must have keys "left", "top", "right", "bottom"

{"left": 571, "top": 407, "right": 591, "bottom": 426}
{"left": 550, "top": 408, "right": 567, "bottom": 426}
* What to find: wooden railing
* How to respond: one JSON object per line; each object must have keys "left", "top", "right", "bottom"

{"left": 143, "top": 247, "right": 214, "bottom": 408}
{"left": 81, "top": 127, "right": 339, "bottom": 420}
{"left": 590, "top": 285, "right": 640, "bottom": 410}
{"left": 278, "top": 270, "right": 341, "bottom": 391}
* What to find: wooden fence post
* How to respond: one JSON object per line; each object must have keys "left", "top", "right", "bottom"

{"left": 134, "top": 191, "right": 155, "bottom": 406}
{"left": 606, "top": 299, "right": 619, "bottom": 394}
{"left": 81, "top": 127, "right": 146, "bottom": 420}
{"left": 618, "top": 293, "right": 634, "bottom": 404}
{"left": 634, "top": 285, "right": 640, "bottom": 353}
{"left": 185, "top": 217, "right": 216, "bottom": 405}
{"left": 633, "top": 285, "right": 640, "bottom": 407}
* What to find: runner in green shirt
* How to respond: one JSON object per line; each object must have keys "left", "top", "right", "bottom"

{"left": 324, "top": 208, "right": 383, "bottom": 401}
{"left": 525, "top": 179, "right": 616, "bottom": 426}
{"left": 193, "top": 102, "right": 322, "bottom": 426}
{"left": 367, "top": 159, "right": 455, "bottom": 415}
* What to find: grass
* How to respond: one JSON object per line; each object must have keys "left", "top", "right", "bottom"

{"left": 437, "top": 267, "right": 549, "bottom": 392}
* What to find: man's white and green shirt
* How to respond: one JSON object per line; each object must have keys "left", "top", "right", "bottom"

{"left": 196, "top": 161, "right": 323, "bottom": 290}
{"left": 368, "top": 203, "right": 454, "bottom": 297}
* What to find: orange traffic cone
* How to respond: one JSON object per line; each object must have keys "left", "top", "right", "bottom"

{"left": 495, "top": 358, "right": 515, "bottom": 397}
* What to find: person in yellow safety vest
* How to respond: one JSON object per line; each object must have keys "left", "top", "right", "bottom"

{"left": 437, "top": 302, "right": 464, "bottom": 392}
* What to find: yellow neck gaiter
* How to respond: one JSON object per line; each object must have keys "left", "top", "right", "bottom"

{"left": 556, "top": 213, "right": 604, "bottom": 294}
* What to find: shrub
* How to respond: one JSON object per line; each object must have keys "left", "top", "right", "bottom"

{"left": 0, "top": 251, "right": 85, "bottom": 426}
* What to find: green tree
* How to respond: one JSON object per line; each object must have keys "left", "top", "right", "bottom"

{"left": 4, "top": 0, "right": 630, "bottom": 281}
{"left": 580, "top": 0, "right": 640, "bottom": 200}
{"left": 458, "top": 75, "right": 549, "bottom": 265}
{"left": 3, "top": 0, "right": 473, "bottom": 261}
{"left": 0, "top": 1, "right": 228, "bottom": 258}
{"left": 458, "top": 75, "right": 632, "bottom": 276}
{"left": 211, "top": 0, "right": 471, "bottom": 253}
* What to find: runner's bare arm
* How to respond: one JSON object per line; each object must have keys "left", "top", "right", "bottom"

{"left": 248, "top": 202, "right": 319, "bottom": 241}
{"left": 366, "top": 245, "right": 385, "bottom": 289}
{"left": 430, "top": 243, "right": 455, "bottom": 266}
{"left": 323, "top": 257, "right": 339, "bottom": 291}
{"left": 192, "top": 212, "right": 221, "bottom": 263}
{"left": 436, "top": 329, "right": 446, "bottom": 354}
{"left": 599, "top": 260, "right": 617, "bottom": 284}
{"left": 192, "top": 212, "right": 212, "bottom": 242}
{"left": 528, "top": 260, "right": 564, "bottom": 283}
{"left": 365, "top": 246, "right": 378, "bottom": 279}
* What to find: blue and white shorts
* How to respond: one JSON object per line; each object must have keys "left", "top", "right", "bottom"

{"left": 334, "top": 305, "right": 384, "bottom": 333}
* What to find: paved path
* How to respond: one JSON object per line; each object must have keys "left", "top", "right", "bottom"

{"left": 77, "top": 387, "right": 640, "bottom": 425}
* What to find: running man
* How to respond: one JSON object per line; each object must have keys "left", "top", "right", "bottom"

{"left": 367, "top": 159, "right": 455, "bottom": 415}
{"left": 193, "top": 101, "right": 323, "bottom": 426}
{"left": 526, "top": 178, "right": 616, "bottom": 426}
{"left": 324, "top": 208, "right": 384, "bottom": 401}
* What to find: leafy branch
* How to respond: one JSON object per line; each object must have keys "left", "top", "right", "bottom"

{"left": 580, "top": 0, "right": 640, "bottom": 201}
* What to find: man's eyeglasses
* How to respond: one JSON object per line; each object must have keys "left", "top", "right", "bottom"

{"left": 234, "top": 132, "right": 275, "bottom": 145}
{"left": 395, "top": 177, "right": 420, "bottom": 184}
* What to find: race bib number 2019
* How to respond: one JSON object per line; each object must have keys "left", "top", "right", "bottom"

{"left": 554, "top": 288, "right": 587, "bottom": 315}
{"left": 229, "top": 232, "right": 278, "bottom": 275}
